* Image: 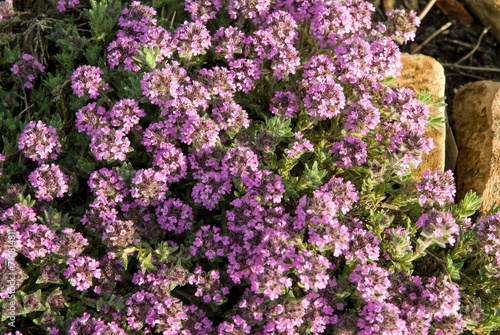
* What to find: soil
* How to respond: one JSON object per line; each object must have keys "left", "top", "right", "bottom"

{"left": 372, "top": 0, "right": 500, "bottom": 134}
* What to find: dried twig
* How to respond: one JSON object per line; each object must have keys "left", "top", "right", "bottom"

{"left": 419, "top": 0, "right": 437, "bottom": 21}
{"left": 446, "top": 72, "right": 486, "bottom": 81}
{"left": 442, "top": 63, "right": 500, "bottom": 72}
{"left": 411, "top": 21, "right": 452, "bottom": 54}
{"left": 455, "top": 27, "right": 490, "bottom": 65}
{"left": 444, "top": 38, "right": 487, "bottom": 52}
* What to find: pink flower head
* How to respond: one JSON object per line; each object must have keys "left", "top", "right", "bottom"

{"left": 11, "top": 54, "right": 45, "bottom": 88}
{"left": 71, "top": 65, "right": 109, "bottom": 99}
{"left": 18, "top": 121, "right": 62, "bottom": 163}
{"left": 28, "top": 164, "right": 69, "bottom": 201}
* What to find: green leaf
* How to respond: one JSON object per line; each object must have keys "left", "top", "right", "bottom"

{"left": 452, "top": 190, "right": 481, "bottom": 218}
{"left": 296, "top": 161, "right": 327, "bottom": 191}
{"left": 4, "top": 45, "right": 20, "bottom": 63}
{"left": 77, "top": 156, "right": 96, "bottom": 175}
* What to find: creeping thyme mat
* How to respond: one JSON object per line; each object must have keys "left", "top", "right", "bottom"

{"left": 1, "top": 0, "right": 500, "bottom": 334}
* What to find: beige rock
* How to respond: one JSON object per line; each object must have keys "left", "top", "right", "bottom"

{"left": 463, "top": 0, "right": 500, "bottom": 43}
{"left": 395, "top": 53, "right": 447, "bottom": 179}
{"left": 452, "top": 81, "right": 500, "bottom": 214}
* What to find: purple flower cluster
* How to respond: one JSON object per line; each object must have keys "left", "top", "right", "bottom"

{"left": 287, "top": 132, "right": 314, "bottom": 157}
{"left": 477, "top": 211, "right": 500, "bottom": 254}
{"left": 417, "top": 169, "right": 456, "bottom": 207}
{"left": 90, "top": 125, "right": 129, "bottom": 161}
{"left": 18, "top": 121, "right": 62, "bottom": 163}
{"left": 270, "top": 91, "right": 299, "bottom": 120}
{"left": 155, "top": 198, "right": 193, "bottom": 233}
{"left": 331, "top": 134, "right": 368, "bottom": 169}
{"left": 0, "top": 0, "right": 14, "bottom": 21}
{"left": 63, "top": 256, "right": 101, "bottom": 291}
{"left": 130, "top": 168, "right": 169, "bottom": 206}
{"left": 68, "top": 312, "right": 126, "bottom": 335}
{"left": 302, "top": 55, "right": 345, "bottom": 120}
{"left": 416, "top": 209, "right": 459, "bottom": 246}
{"left": 71, "top": 65, "right": 109, "bottom": 99}
{"left": 77, "top": 99, "right": 145, "bottom": 162}
{"left": 108, "top": 1, "right": 173, "bottom": 72}
{"left": 47, "top": 1, "right": 468, "bottom": 334}
{"left": 19, "top": 224, "right": 59, "bottom": 260}
{"left": 88, "top": 168, "right": 128, "bottom": 207}
{"left": 28, "top": 164, "right": 69, "bottom": 201}
{"left": 383, "top": 9, "right": 420, "bottom": 44}
{"left": 174, "top": 20, "right": 212, "bottom": 60}
{"left": 11, "top": 54, "right": 45, "bottom": 89}
{"left": 184, "top": 0, "right": 222, "bottom": 22}
{"left": 57, "top": 0, "right": 79, "bottom": 12}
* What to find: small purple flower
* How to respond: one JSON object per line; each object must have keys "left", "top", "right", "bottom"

{"left": 417, "top": 169, "right": 456, "bottom": 207}
{"left": 0, "top": 0, "right": 15, "bottom": 21}
{"left": 141, "top": 121, "right": 178, "bottom": 152}
{"left": 64, "top": 256, "right": 101, "bottom": 291}
{"left": 357, "top": 301, "right": 407, "bottom": 334}
{"left": 152, "top": 143, "right": 188, "bottom": 183}
{"left": 349, "top": 263, "right": 391, "bottom": 302}
{"left": 222, "top": 146, "right": 260, "bottom": 178}
{"left": 141, "top": 61, "right": 187, "bottom": 107}
{"left": 287, "top": 131, "right": 314, "bottom": 157}
{"left": 213, "top": 26, "right": 246, "bottom": 61}
{"left": 57, "top": 0, "right": 79, "bottom": 12}
{"left": 192, "top": 171, "right": 232, "bottom": 210}
{"left": 156, "top": 198, "right": 194, "bottom": 234}
{"left": 173, "top": 20, "right": 212, "bottom": 58}
{"left": 270, "top": 91, "right": 299, "bottom": 120}
{"left": 11, "top": 54, "right": 45, "bottom": 89}
{"left": 384, "top": 9, "right": 420, "bottom": 44}
{"left": 190, "top": 225, "right": 231, "bottom": 259}
{"left": 106, "top": 99, "right": 146, "bottom": 133}
{"left": 28, "top": 164, "right": 69, "bottom": 201}
{"left": 18, "top": 121, "right": 62, "bottom": 163}
{"left": 180, "top": 116, "right": 220, "bottom": 148}
{"left": 59, "top": 227, "right": 88, "bottom": 258}
{"left": 0, "top": 203, "right": 36, "bottom": 232}
{"left": 69, "top": 313, "right": 127, "bottom": 335}
{"left": 212, "top": 97, "right": 250, "bottom": 131}
{"left": 229, "top": 58, "right": 261, "bottom": 93}
{"left": 71, "top": 65, "right": 109, "bottom": 99}
{"left": 118, "top": 1, "right": 157, "bottom": 32}
{"left": 228, "top": 0, "right": 271, "bottom": 25}
{"left": 302, "top": 55, "right": 346, "bottom": 119}
{"left": 75, "top": 102, "right": 108, "bottom": 135}
{"left": 184, "top": 0, "right": 222, "bottom": 22}
{"left": 477, "top": 211, "right": 500, "bottom": 254}
{"left": 130, "top": 168, "right": 169, "bottom": 206}
{"left": 199, "top": 66, "right": 237, "bottom": 98}
{"left": 19, "top": 224, "right": 60, "bottom": 260}
{"left": 416, "top": 209, "right": 459, "bottom": 246}
{"left": 88, "top": 168, "right": 128, "bottom": 207}
{"left": 331, "top": 134, "right": 368, "bottom": 169}
{"left": 89, "top": 126, "right": 130, "bottom": 161}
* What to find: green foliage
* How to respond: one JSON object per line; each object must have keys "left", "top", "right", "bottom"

{"left": 84, "top": 0, "right": 122, "bottom": 44}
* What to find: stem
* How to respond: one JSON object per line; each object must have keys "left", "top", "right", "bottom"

{"left": 426, "top": 250, "right": 482, "bottom": 291}
{"left": 298, "top": 20, "right": 308, "bottom": 52}
{"left": 407, "top": 238, "right": 434, "bottom": 262}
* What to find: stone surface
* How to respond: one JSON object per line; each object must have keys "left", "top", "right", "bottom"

{"left": 452, "top": 80, "right": 500, "bottom": 214}
{"left": 395, "top": 53, "right": 447, "bottom": 179}
{"left": 463, "top": 0, "right": 500, "bottom": 43}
